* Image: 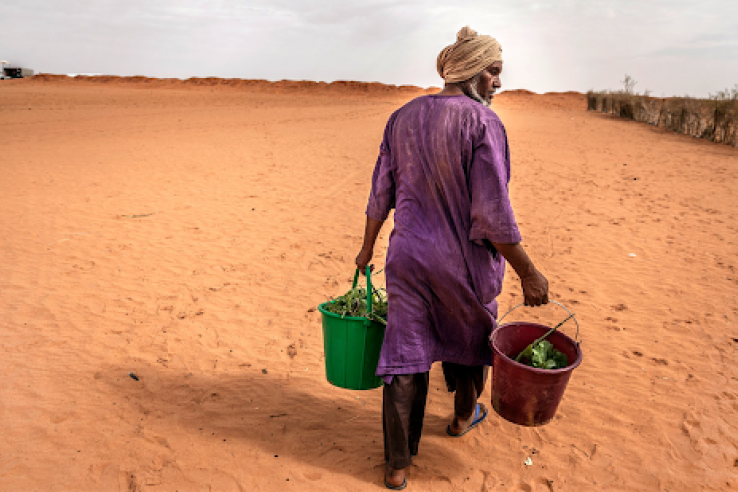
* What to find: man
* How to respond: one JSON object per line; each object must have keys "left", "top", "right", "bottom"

{"left": 355, "top": 27, "right": 549, "bottom": 489}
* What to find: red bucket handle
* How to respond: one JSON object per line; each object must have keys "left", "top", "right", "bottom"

{"left": 497, "top": 300, "right": 580, "bottom": 344}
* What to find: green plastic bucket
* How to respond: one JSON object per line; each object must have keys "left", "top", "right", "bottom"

{"left": 318, "top": 268, "right": 386, "bottom": 390}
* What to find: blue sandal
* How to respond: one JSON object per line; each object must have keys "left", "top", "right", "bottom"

{"left": 385, "top": 477, "right": 407, "bottom": 490}
{"left": 446, "top": 403, "right": 488, "bottom": 437}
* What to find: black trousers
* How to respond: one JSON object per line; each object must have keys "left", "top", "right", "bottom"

{"left": 382, "top": 363, "right": 488, "bottom": 469}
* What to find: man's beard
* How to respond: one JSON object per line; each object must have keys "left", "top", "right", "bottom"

{"left": 457, "top": 75, "right": 492, "bottom": 107}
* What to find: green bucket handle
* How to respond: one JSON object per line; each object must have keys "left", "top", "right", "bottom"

{"left": 352, "top": 266, "right": 373, "bottom": 327}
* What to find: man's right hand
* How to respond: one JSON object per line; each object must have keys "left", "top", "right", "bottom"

{"left": 355, "top": 247, "right": 374, "bottom": 275}
{"left": 520, "top": 269, "right": 549, "bottom": 307}
{"left": 356, "top": 217, "right": 385, "bottom": 275}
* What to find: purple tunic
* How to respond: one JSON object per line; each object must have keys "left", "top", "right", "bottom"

{"left": 365, "top": 94, "right": 522, "bottom": 380}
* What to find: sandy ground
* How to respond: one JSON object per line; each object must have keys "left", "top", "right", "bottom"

{"left": 1, "top": 78, "right": 737, "bottom": 492}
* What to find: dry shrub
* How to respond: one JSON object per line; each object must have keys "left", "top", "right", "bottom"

{"left": 587, "top": 83, "right": 738, "bottom": 147}
{"left": 711, "top": 87, "right": 738, "bottom": 146}
{"left": 586, "top": 90, "right": 598, "bottom": 111}
{"left": 634, "top": 100, "right": 650, "bottom": 122}
{"left": 590, "top": 92, "right": 605, "bottom": 111}
{"left": 617, "top": 94, "right": 636, "bottom": 120}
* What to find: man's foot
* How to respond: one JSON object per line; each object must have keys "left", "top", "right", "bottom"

{"left": 447, "top": 403, "right": 488, "bottom": 437}
{"left": 385, "top": 464, "right": 408, "bottom": 490}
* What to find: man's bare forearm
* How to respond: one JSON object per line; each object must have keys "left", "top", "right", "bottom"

{"left": 362, "top": 216, "right": 385, "bottom": 251}
{"left": 491, "top": 242, "right": 536, "bottom": 279}
{"left": 356, "top": 216, "right": 385, "bottom": 274}
{"left": 492, "top": 241, "right": 549, "bottom": 306}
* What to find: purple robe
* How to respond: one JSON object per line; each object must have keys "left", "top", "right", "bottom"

{"left": 365, "top": 94, "right": 522, "bottom": 380}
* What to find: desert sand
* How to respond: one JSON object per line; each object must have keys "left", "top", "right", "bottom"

{"left": 0, "top": 77, "right": 736, "bottom": 491}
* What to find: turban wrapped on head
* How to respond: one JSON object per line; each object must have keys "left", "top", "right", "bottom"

{"left": 437, "top": 26, "right": 503, "bottom": 84}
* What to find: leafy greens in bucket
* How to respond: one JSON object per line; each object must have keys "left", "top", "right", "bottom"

{"left": 513, "top": 313, "right": 575, "bottom": 369}
{"left": 321, "top": 286, "right": 388, "bottom": 325}
{"left": 515, "top": 340, "right": 568, "bottom": 369}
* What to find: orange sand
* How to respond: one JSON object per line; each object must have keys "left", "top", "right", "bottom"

{"left": 1, "top": 77, "right": 736, "bottom": 491}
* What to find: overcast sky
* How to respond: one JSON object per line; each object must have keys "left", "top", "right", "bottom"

{"left": 2, "top": 0, "right": 737, "bottom": 96}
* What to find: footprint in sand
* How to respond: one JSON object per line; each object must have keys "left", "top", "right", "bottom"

{"left": 303, "top": 471, "right": 322, "bottom": 481}
{"left": 49, "top": 413, "right": 71, "bottom": 424}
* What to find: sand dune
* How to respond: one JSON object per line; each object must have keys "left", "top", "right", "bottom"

{"left": 0, "top": 78, "right": 736, "bottom": 491}
{"left": 26, "top": 73, "right": 441, "bottom": 97}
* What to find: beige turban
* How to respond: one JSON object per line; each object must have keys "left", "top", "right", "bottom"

{"left": 437, "top": 26, "right": 503, "bottom": 84}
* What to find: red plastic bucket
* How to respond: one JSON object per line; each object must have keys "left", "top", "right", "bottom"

{"left": 489, "top": 302, "right": 582, "bottom": 426}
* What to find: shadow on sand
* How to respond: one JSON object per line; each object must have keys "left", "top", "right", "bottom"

{"left": 101, "top": 361, "right": 466, "bottom": 488}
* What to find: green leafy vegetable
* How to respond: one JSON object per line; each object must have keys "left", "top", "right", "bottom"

{"left": 515, "top": 339, "right": 568, "bottom": 369}
{"left": 321, "top": 286, "right": 388, "bottom": 325}
{"left": 512, "top": 313, "right": 575, "bottom": 369}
